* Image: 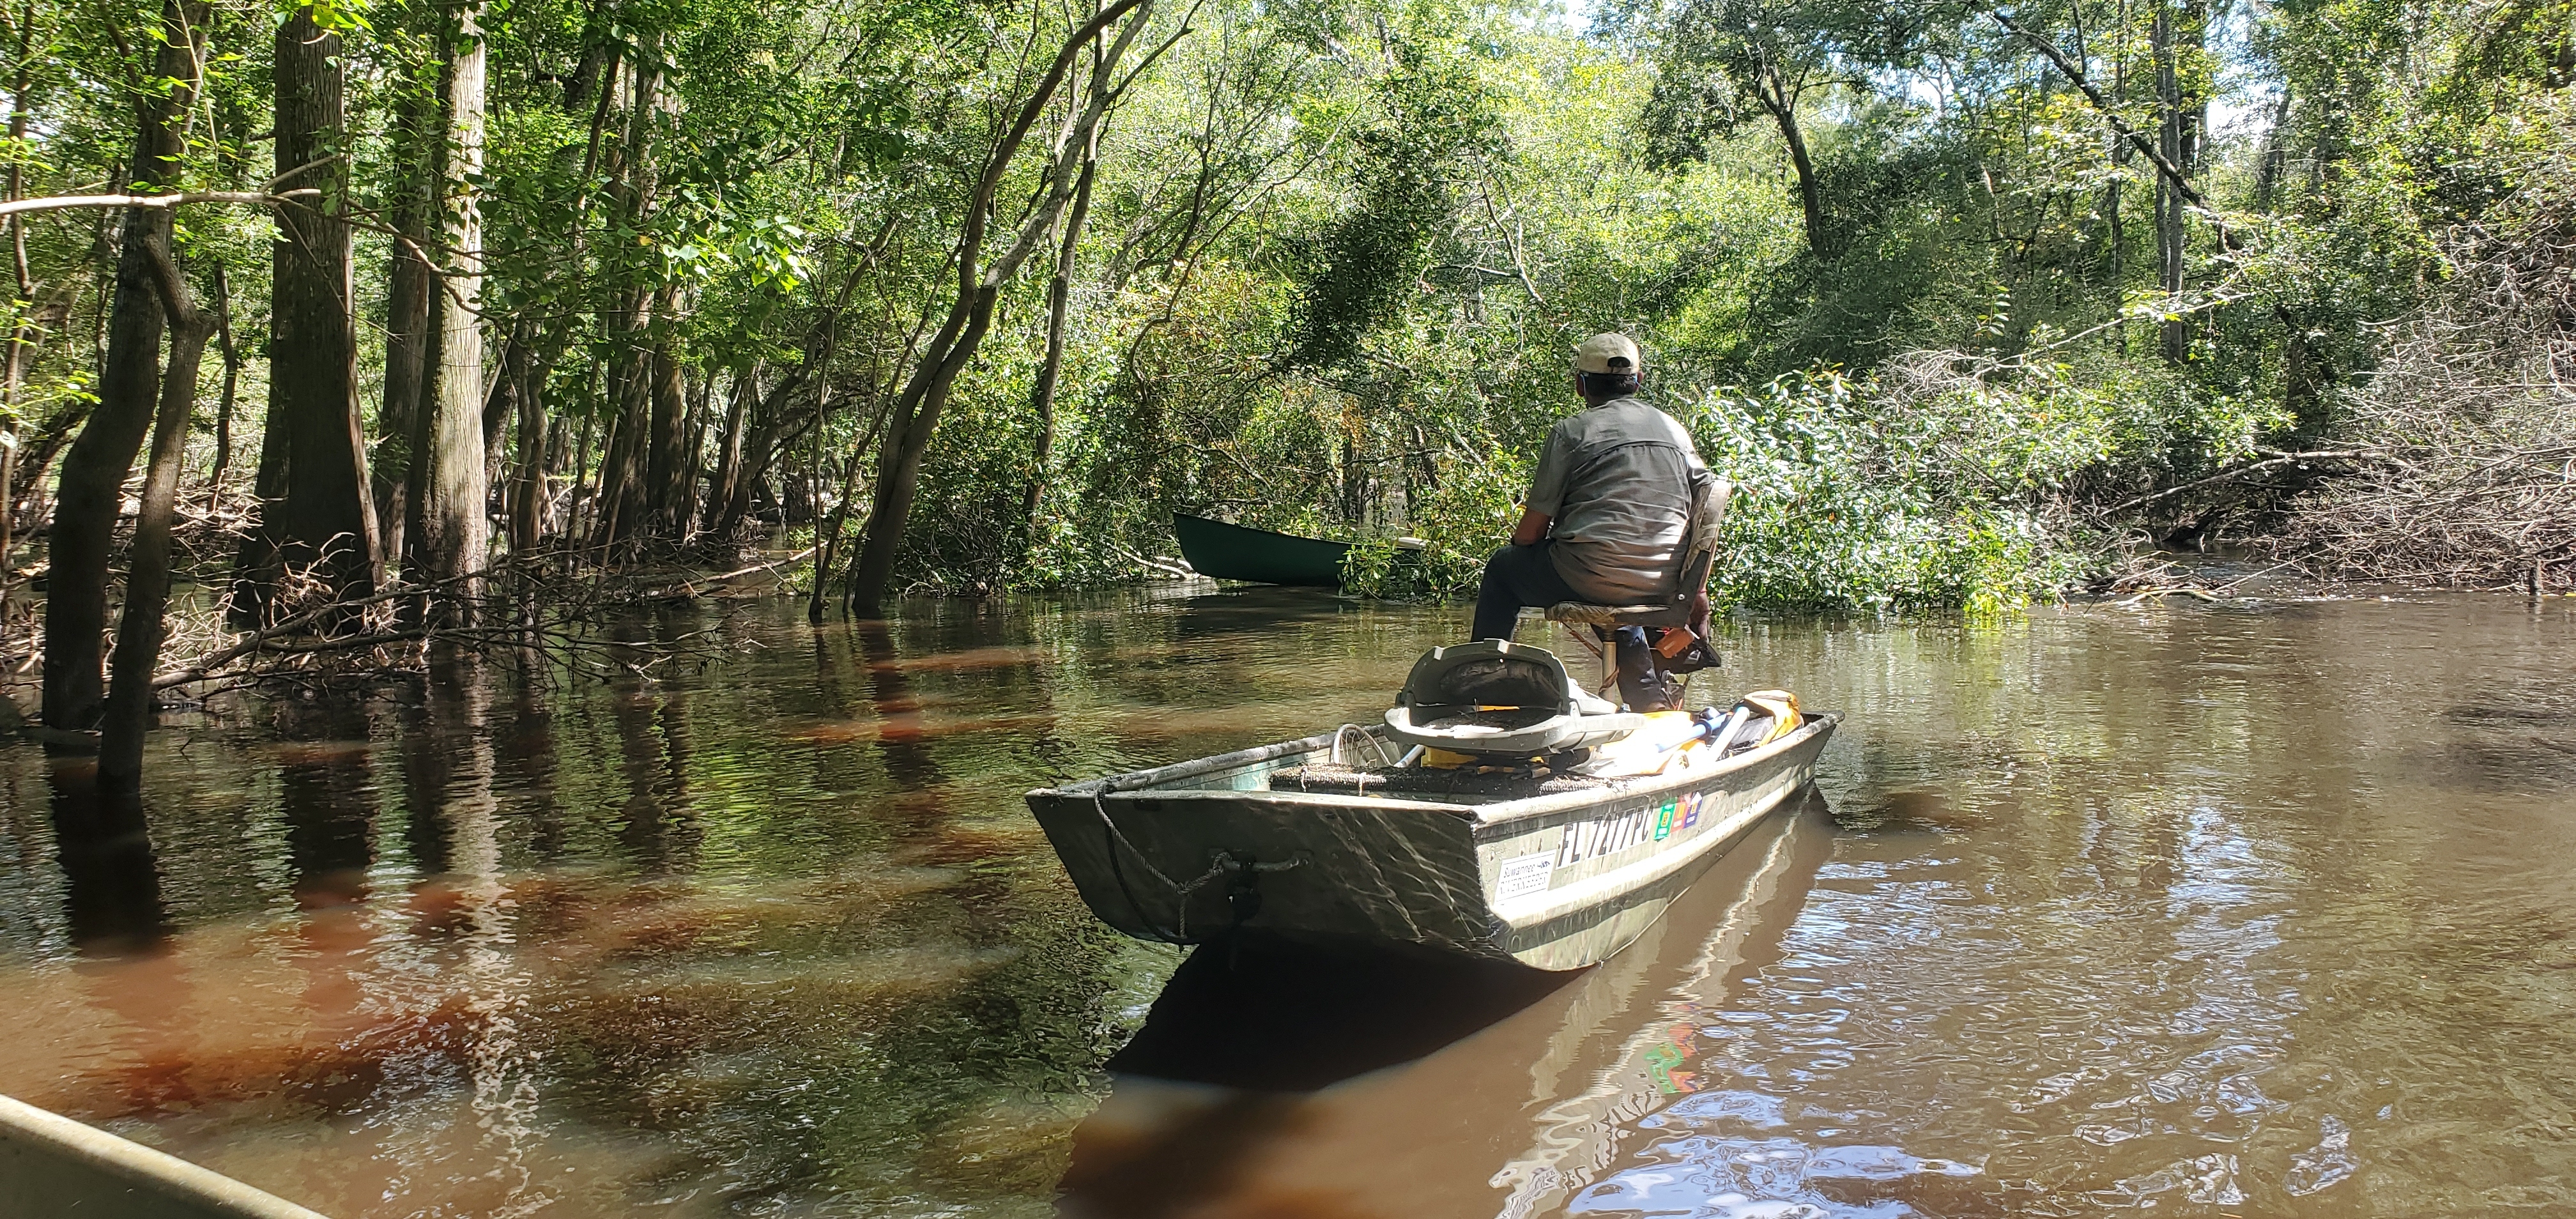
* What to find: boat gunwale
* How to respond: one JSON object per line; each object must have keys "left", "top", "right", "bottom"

{"left": 1025, "top": 714, "right": 1839, "bottom": 828}
{"left": 1469, "top": 713, "right": 1837, "bottom": 829}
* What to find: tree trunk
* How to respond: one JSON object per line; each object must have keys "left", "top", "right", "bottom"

{"left": 499, "top": 0, "right": 617, "bottom": 556}
{"left": 1022, "top": 150, "right": 1099, "bottom": 537}
{"left": 716, "top": 381, "right": 795, "bottom": 539}
{"left": 226, "top": 375, "right": 293, "bottom": 624}
{"left": 100, "top": 245, "right": 213, "bottom": 785}
{"left": 703, "top": 363, "right": 755, "bottom": 537}
{"left": 406, "top": 0, "right": 491, "bottom": 618}
{"left": 378, "top": 83, "right": 436, "bottom": 565}
{"left": 590, "top": 33, "right": 661, "bottom": 551}
{"left": 1773, "top": 111, "right": 1829, "bottom": 262}
{"left": 208, "top": 263, "right": 240, "bottom": 493}
{"left": 42, "top": 0, "right": 206, "bottom": 730}
{"left": 590, "top": 328, "right": 650, "bottom": 548}
{"left": 10, "top": 404, "right": 83, "bottom": 532}
{"left": 508, "top": 323, "right": 548, "bottom": 555}
{"left": 0, "top": 413, "right": 12, "bottom": 572}
{"left": 1, "top": 0, "right": 33, "bottom": 571}
{"left": 682, "top": 369, "right": 710, "bottom": 523}
{"left": 269, "top": 6, "right": 378, "bottom": 603}
{"left": 645, "top": 285, "right": 689, "bottom": 538}
{"left": 805, "top": 326, "right": 853, "bottom": 622}
{"left": 1754, "top": 64, "right": 1830, "bottom": 261}
{"left": 2251, "top": 87, "right": 2292, "bottom": 210}
{"left": 481, "top": 334, "right": 518, "bottom": 492}
{"left": 2151, "top": 0, "right": 2191, "bottom": 365}
{"left": 2275, "top": 301, "right": 2330, "bottom": 434}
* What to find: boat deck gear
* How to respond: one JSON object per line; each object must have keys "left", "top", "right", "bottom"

{"left": 1379, "top": 641, "right": 1643, "bottom": 757}
{"left": 1278, "top": 749, "right": 1606, "bottom": 797}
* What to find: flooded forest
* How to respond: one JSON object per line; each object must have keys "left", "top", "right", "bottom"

{"left": 0, "top": 0, "right": 2572, "bottom": 1211}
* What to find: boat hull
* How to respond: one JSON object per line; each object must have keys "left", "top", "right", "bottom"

{"left": 1026, "top": 714, "right": 1837, "bottom": 970}
{"left": 1172, "top": 512, "right": 1351, "bottom": 586}
{"left": 1468, "top": 717, "right": 1832, "bottom": 969}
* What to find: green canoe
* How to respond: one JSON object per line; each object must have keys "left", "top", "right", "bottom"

{"left": 1172, "top": 512, "right": 1351, "bottom": 586}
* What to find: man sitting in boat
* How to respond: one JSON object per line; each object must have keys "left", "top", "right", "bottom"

{"left": 1471, "top": 332, "right": 1719, "bottom": 710}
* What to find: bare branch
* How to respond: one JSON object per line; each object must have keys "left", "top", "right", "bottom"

{"left": 0, "top": 185, "right": 320, "bottom": 220}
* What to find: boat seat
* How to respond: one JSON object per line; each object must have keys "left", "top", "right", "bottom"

{"left": 1544, "top": 602, "right": 1692, "bottom": 627}
{"left": 1542, "top": 477, "right": 1730, "bottom": 631}
{"left": 1543, "top": 479, "right": 1731, "bottom": 703}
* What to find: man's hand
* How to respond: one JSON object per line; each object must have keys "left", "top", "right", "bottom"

{"left": 1510, "top": 507, "right": 1552, "bottom": 546}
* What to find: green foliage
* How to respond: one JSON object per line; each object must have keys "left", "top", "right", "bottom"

{"left": 1340, "top": 447, "right": 1528, "bottom": 597}
{"left": 3, "top": 0, "right": 2563, "bottom": 617}
{"left": 1282, "top": 25, "right": 1502, "bottom": 371}
{"left": 1682, "top": 358, "right": 2278, "bottom": 613}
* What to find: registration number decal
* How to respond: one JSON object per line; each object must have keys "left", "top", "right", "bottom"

{"left": 1495, "top": 852, "right": 1557, "bottom": 901}
{"left": 1559, "top": 791, "right": 1714, "bottom": 866}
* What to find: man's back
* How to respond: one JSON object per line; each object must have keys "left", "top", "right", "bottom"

{"left": 1525, "top": 397, "right": 1708, "bottom": 605}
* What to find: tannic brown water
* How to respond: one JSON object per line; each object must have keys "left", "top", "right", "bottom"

{"left": 4, "top": 588, "right": 2573, "bottom": 1217}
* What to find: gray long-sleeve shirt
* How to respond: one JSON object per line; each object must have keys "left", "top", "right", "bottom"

{"left": 1524, "top": 397, "right": 1711, "bottom": 604}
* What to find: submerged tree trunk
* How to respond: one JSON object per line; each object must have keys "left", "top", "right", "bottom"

{"left": 407, "top": 0, "right": 491, "bottom": 618}
{"left": 266, "top": 5, "right": 378, "bottom": 606}
{"left": 43, "top": 0, "right": 207, "bottom": 730}
{"left": 100, "top": 243, "right": 213, "bottom": 785}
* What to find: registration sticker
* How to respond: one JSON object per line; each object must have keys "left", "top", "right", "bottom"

{"left": 1495, "top": 852, "right": 1556, "bottom": 901}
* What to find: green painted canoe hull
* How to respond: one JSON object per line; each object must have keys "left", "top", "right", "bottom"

{"left": 1173, "top": 512, "right": 1350, "bottom": 587}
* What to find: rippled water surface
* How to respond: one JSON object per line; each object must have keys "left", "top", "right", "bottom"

{"left": 4, "top": 586, "right": 2574, "bottom": 1217}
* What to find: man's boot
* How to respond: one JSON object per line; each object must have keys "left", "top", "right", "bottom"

{"left": 1612, "top": 627, "right": 1684, "bottom": 712}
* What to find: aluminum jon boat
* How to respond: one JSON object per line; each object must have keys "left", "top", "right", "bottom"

{"left": 1025, "top": 689, "right": 1837, "bottom": 971}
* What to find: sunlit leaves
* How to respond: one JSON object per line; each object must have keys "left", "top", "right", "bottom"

{"left": 1282, "top": 20, "right": 1503, "bottom": 371}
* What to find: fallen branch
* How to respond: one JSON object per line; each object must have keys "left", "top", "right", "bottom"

{"left": 149, "top": 572, "right": 466, "bottom": 687}
{"left": 2109, "top": 449, "right": 2386, "bottom": 514}
{"left": 1109, "top": 539, "right": 1197, "bottom": 579}
{"left": 2115, "top": 586, "right": 2225, "bottom": 606}
{"left": 657, "top": 546, "right": 817, "bottom": 597}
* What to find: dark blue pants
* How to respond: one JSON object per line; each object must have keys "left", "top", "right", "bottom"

{"left": 1473, "top": 542, "right": 1577, "bottom": 641}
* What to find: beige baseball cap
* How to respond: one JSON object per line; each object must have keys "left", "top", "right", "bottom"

{"left": 1575, "top": 332, "right": 1642, "bottom": 375}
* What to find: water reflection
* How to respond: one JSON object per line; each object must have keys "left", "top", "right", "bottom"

{"left": 0, "top": 590, "right": 2572, "bottom": 1216}
{"left": 1062, "top": 803, "right": 1851, "bottom": 1219}
{"left": 44, "top": 757, "right": 169, "bottom": 954}
{"left": 859, "top": 617, "right": 946, "bottom": 795}
{"left": 275, "top": 701, "right": 373, "bottom": 909}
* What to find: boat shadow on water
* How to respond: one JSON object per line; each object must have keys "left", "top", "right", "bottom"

{"left": 1058, "top": 789, "right": 1844, "bottom": 1219}
{"left": 1105, "top": 933, "right": 1581, "bottom": 1092}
